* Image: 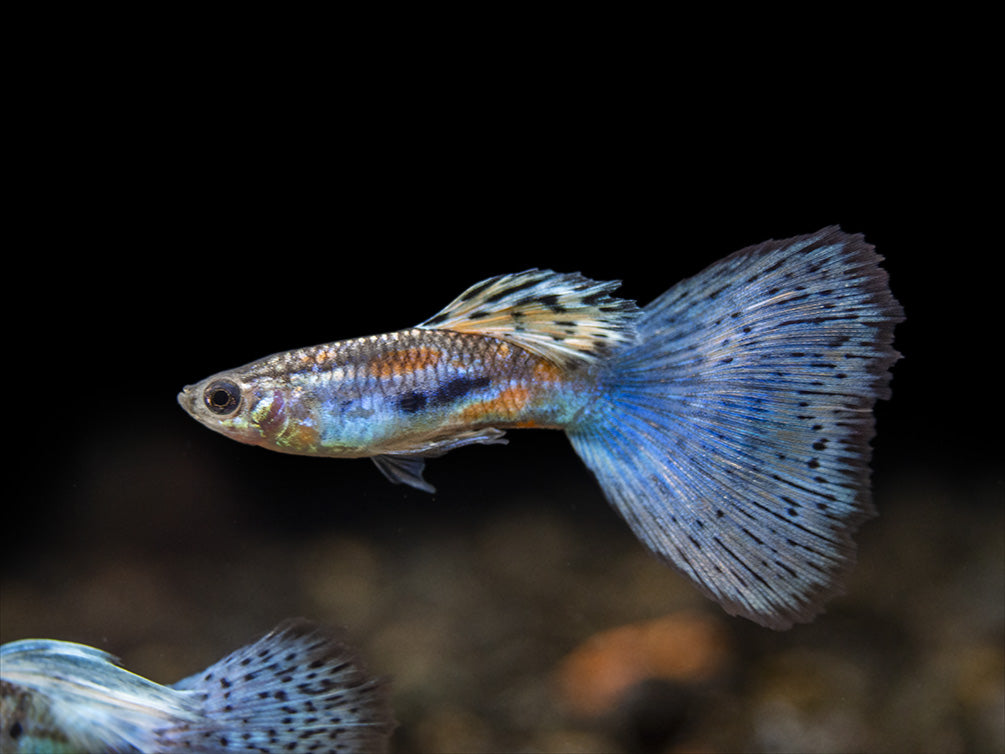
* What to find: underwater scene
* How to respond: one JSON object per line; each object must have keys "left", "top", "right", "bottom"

{"left": 3, "top": 203, "right": 999, "bottom": 752}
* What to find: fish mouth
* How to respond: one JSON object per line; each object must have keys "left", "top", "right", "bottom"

{"left": 177, "top": 385, "right": 197, "bottom": 414}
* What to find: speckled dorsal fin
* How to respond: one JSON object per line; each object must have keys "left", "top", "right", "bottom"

{"left": 418, "top": 269, "right": 639, "bottom": 367}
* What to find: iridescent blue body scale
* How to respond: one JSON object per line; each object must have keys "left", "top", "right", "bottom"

{"left": 179, "top": 227, "right": 903, "bottom": 629}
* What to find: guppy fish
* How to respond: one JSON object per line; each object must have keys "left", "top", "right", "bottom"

{"left": 179, "top": 227, "right": 903, "bottom": 629}
{"left": 0, "top": 620, "right": 393, "bottom": 753}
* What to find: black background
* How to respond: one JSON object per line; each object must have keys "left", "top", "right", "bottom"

{"left": 8, "top": 90, "right": 986, "bottom": 553}
{"left": 4, "top": 22, "right": 994, "bottom": 609}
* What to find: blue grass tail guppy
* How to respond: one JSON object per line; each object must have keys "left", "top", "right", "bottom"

{"left": 0, "top": 619, "right": 394, "bottom": 753}
{"left": 179, "top": 227, "right": 903, "bottom": 629}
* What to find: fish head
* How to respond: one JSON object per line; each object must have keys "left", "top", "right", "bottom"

{"left": 178, "top": 371, "right": 272, "bottom": 447}
{"left": 178, "top": 368, "right": 324, "bottom": 454}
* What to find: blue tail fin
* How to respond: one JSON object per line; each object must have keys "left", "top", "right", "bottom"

{"left": 168, "top": 619, "right": 395, "bottom": 752}
{"left": 567, "top": 227, "right": 903, "bottom": 629}
{"left": 0, "top": 620, "right": 395, "bottom": 753}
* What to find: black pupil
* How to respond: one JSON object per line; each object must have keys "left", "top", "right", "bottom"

{"left": 205, "top": 381, "right": 240, "bottom": 414}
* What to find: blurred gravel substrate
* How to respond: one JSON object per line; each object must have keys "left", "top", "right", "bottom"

{"left": 2, "top": 470, "right": 1002, "bottom": 753}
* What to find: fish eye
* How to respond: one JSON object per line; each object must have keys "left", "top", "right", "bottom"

{"left": 204, "top": 380, "right": 241, "bottom": 415}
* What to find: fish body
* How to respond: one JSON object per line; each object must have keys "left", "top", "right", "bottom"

{"left": 179, "top": 271, "right": 634, "bottom": 491}
{"left": 186, "top": 328, "right": 587, "bottom": 452}
{"left": 179, "top": 228, "right": 903, "bottom": 628}
{"left": 0, "top": 620, "right": 394, "bottom": 753}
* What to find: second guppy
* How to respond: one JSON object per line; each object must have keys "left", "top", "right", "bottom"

{"left": 179, "top": 227, "right": 903, "bottom": 630}
{"left": 1, "top": 620, "right": 393, "bottom": 753}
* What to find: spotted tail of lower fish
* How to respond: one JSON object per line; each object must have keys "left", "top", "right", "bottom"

{"left": 167, "top": 619, "right": 394, "bottom": 753}
{"left": 1, "top": 620, "right": 394, "bottom": 753}
{"left": 567, "top": 227, "right": 903, "bottom": 629}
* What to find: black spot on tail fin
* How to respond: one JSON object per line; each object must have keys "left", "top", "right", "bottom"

{"left": 167, "top": 619, "right": 395, "bottom": 752}
{"left": 568, "top": 227, "right": 903, "bottom": 629}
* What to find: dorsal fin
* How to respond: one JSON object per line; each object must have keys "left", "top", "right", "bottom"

{"left": 418, "top": 269, "right": 639, "bottom": 367}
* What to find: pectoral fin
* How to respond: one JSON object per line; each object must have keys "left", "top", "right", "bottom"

{"left": 371, "top": 428, "right": 509, "bottom": 493}
{"left": 372, "top": 455, "right": 436, "bottom": 493}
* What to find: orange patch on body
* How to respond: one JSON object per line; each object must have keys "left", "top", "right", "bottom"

{"left": 454, "top": 353, "right": 564, "bottom": 426}
{"left": 459, "top": 385, "right": 532, "bottom": 423}
{"left": 370, "top": 347, "right": 444, "bottom": 379}
{"left": 532, "top": 358, "right": 564, "bottom": 382}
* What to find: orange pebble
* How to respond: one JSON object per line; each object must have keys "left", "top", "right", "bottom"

{"left": 556, "top": 612, "right": 731, "bottom": 717}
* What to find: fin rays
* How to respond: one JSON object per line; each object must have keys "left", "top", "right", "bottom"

{"left": 569, "top": 228, "right": 902, "bottom": 628}
{"left": 418, "top": 269, "right": 639, "bottom": 367}
{"left": 167, "top": 619, "right": 394, "bottom": 751}
{"left": 1, "top": 621, "right": 395, "bottom": 753}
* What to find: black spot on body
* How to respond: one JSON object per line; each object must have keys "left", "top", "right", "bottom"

{"left": 397, "top": 391, "right": 427, "bottom": 413}
{"left": 396, "top": 375, "right": 491, "bottom": 415}
{"left": 433, "top": 375, "right": 491, "bottom": 405}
